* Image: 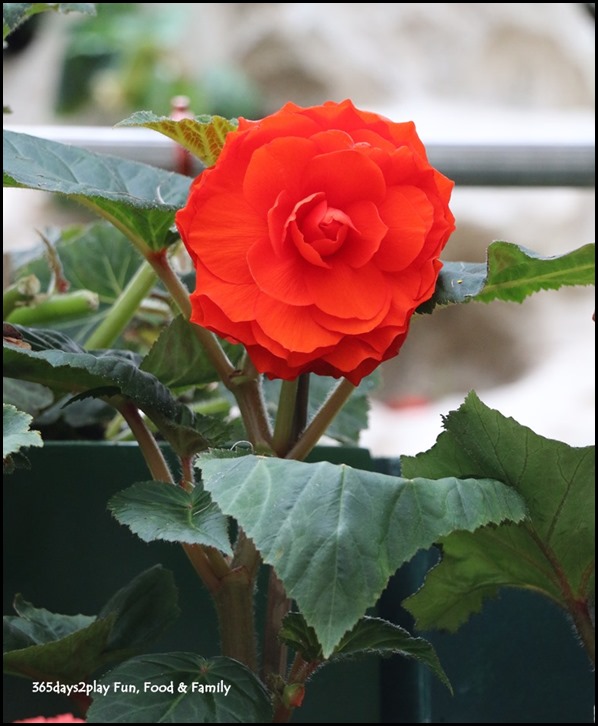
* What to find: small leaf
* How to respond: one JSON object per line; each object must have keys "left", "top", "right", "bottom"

{"left": 3, "top": 3, "right": 95, "bottom": 42}
{"left": 4, "top": 595, "right": 96, "bottom": 651}
{"left": 109, "top": 482, "right": 232, "bottom": 555}
{"left": 420, "top": 242, "right": 594, "bottom": 312}
{"left": 4, "top": 567, "right": 180, "bottom": 682}
{"left": 3, "top": 130, "right": 191, "bottom": 253}
{"left": 199, "top": 454, "right": 525, "bottom": 657}
{"left": 279, "top": 612, "right": 450, "bottom": 689}
{"left": 402, "top": 392, "right": 595, "bottom": 631}
{"left": 3, "top": 614, "right": 115, "bottom": 683}
{"left": 86, "top": 653, "right": 273, "bottom": 723}
{"left": 118, "top": 112, "right": 238, "bottom": 167}
{"left": 99, "top": 565, "right": 180, "bottom": 654}
{"left": 3, "top": 404, "right": 43, "bottom": 468}
{"left": 140, "top": 315, "right": 243, "bottom": 389}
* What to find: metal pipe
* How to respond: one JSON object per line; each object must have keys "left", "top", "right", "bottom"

{"left": 4, "top": 125, "right": 595, "bottom": 187}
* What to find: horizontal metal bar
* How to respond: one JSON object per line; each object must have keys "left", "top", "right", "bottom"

{"left": 4, "top": 125, "right": 595, "bottom": 187}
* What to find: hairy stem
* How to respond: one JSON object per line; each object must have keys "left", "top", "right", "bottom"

{"left": 213, "top": 567, "right": 259, "bottom": 672}
{"left": 262, "top": 568, "right": 291, "bottom": 682}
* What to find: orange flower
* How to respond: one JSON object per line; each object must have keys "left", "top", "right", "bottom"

{"left": 176, "top": 100, "right": 455, "bottom": 385}
{"left": 13, "top": 715, "right": 85, "bottom": 723}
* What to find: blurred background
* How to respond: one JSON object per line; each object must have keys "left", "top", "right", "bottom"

{"left": 3, "top": 2, "right": 595, "bottom": 453}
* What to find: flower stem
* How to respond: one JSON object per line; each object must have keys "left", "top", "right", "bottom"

{"left": 286, "top": 378, "right": 356, "bottom": 461}
{"left": 272, "top": 379, "right": 299, "bottom": 456}
{"left": 116, "top": 400, "right": 227, "bottom": 595}
{"left": 3, "top": 274, "right": 40, "bottom": 318}
{"left": 6, "top": 290, "right": 99, "bottom": 326}
{"left": 117, "top": 399, "right": 173, "bottom": 483}
{"left": 84, "top": 260, "right": 157, "bottom": 349}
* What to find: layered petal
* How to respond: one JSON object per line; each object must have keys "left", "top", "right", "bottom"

{"left": 176, "top": 100, "right": 455, "bottom": 385}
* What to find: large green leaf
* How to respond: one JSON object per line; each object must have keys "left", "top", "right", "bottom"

{"left": 3, "top": 326, "right": 232, "bottom": 455}
{"left": 3, "top": 130, "right": 191, "bottom": 253}
{"left": 419, "top": 242, "right": 594, "bottom": 312}
{"left": 3, "top": 3, "right": 95, "bottom": 41}
{"left": 198, "top": 454, "right": 525, "bottom": 657}
{"left": 401, "top": 392, "right": 595, "bottom": 631}
{"left": 109, "top": 481, "right": 232, "bottom": 555}
{"left": 86, "top": 653, "right": 273, "bottom": 723}
{"left": 4, "top": 566, "right": 179, "bottom": 682}
{"left": 118, "top": 112, "right": 238, "bottom": 167}
{"left": 280, "top": 612, "right": 450, "bottom": 690}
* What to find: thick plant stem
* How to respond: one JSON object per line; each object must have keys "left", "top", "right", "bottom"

{"left": 272, "top": 379, "right": 299, "bottom": 456}
{"left": 213, "top": 568, "right": 259, "bottom": 673}
{"left": 234, "top": 378, "right": 273, "bottom": 452}
{"left": 286, "top": 378, "right": 356, "bottom": 461}
{"left": 85, "top": 260, "right": 157, "bottom": 349}
{"left": 262, "top": 568, "right": 291, "bottom": 682}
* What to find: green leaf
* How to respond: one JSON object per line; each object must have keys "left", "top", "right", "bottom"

{"left": 420, "top": 242, "right": 595, "bottom": 312}
{"left": 109, "top": 481, "right": 232, "bottom": 555}
{"left": 4, "top": 595, "right": 96, "bottom": 652}
{"left": 3, "top": 379, "right": 54, "bottom": 417}
{"left": 3, "top": 130, "right": 191, "bottom": 253}
{"left": 86, "top": 653, "right": 273, "bottom": 723}
{"left": 140, "top": 315, "right": 243, "bottom": 389}
{"left": 4, "top": 567, "right": 180, "bottom": 682}
{"left": 4, "top": 613, "right": 115, "bottom": 682}
{"left": 98, "top": 565, "right": 180, "bottom": 653}
{"left": 118, "top": 112, "right": 238, "bottom": 167}
{"left": 3, "top": 404, "right": 43, "bottom": 473}
{"left": 199, "top": 454, "right": 525, "bottom": 657}
{"left": 402, "top": 392, "right": 595, "bottom": 631}
{"left": 13, "top": 223, "right": 147, "bottom": 341}
{"left": 3, "top": 326, "right": 232, "bottom": 456}
{"left": 279, "top": 612, "right": 451, "bottom": 690}
{"left": 3, "top": 3, "right": 95, "bottom": 42}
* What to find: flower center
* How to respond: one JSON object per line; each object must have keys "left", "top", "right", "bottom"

{"left": 286, "top": 192, "right": 355, "bottom": 266}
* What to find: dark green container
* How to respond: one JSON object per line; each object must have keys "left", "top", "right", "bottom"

{"left": 3, "top": 444, "right": 594, "bottom": 723}
{"left": 3, "top": 443, "right": 379, "bottom": 724}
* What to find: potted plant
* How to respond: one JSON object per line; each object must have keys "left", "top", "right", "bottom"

{"left": 3, "top": 4, "right": 594, "bottom": 723}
